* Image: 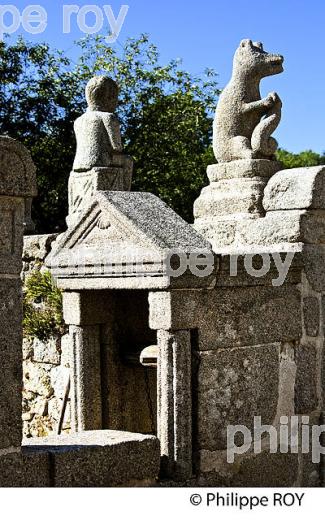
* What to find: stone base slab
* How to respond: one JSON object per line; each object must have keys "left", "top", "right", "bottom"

{"left": 195, "top": 209, "right": 325, "bottom": 252}
{"left": 0, "top": 449, "right": 50, "bottom": 487}
{"left": 194, "top": 178, "right": 267, "bottom": 220}
{"left": 207, "top": 159, "right": 282, "bottom": 182}
{"left": 24, "top": 430, "right": 160, "bottom": 487}
{"left": 194, "top": 159, "right": 283, "bottom": 239}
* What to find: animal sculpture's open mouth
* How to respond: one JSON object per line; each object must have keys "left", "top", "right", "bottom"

{"left": 270, "top": 54, "right": 284, "bottom": 63}
{"left": 270, "top": 55, "right": 284, "bottom": 72}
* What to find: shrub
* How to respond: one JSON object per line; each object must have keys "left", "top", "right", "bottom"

{"left": 23, "top": 269, "right": 65, "bottom": 340}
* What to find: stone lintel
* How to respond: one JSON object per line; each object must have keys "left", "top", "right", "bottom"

{"left": 62, "top": 291, "right": 114, "bottom": 326}
{"left": 149, "top": 290, "right": 204, "bottom": 331}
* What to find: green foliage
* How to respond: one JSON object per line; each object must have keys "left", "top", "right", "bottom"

{"left": 276, "top": 149, "right": 325, "bottom": 169}
{"left": 23, "top": 269, "right": 64, "bottom": 341}
{"left": 76, "top": 35, "right": 219, "bottom": 221}
{"left": 0, "top": 38, "right": 82, "bottom": 232}
{"left": 0, "top": 34, "right": 219, "bottom": 230}
{"left": 5, "top": 35, "right": 323, "bottom": 230}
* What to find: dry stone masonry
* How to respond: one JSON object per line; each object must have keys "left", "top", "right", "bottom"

{"left": 0, "top": 40, "right": 324, "bottom": 486}
{"left": 191, "top": 40, "right": 325, "bottom": 486}
{"left": 22, "top": 235, "right": 71, "bottom": 438}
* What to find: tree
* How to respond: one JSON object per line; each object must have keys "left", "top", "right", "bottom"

{"left": 276, "top": 149, "right": 325, "bottom": 169}
{"left": 0, "top": 38, "right": 84, "bottom": 231}
{"left": 0, "top": 35, "right": 219, "bottom": 232}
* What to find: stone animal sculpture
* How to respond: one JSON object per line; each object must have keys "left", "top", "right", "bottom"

{"left": 213, "top": 39, "right": 284, "bottom": 163}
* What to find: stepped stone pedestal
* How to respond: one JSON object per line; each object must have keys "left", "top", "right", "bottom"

{"left": 194, "top": 159, "right": 282, "bottom": 249}
{"left": 67, "top": 159, "right": 133, "bottom": 227}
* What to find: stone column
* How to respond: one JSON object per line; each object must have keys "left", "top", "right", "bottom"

{"left": 0, "top": 138, "right": 50, "bottom": 486}
{"left": 62, "top": 291, "right": 113, "bottom": 432}
{"left": 0, "top": 208, "right": 25, "bottom": 450}
{"left": 157, "top": 329, "right": 192, "bottom": 480}
{"left": 149, "top": 290, "right": 197, "bottom": 480}
{"left": 0, "top": 137, "right": 36, "bottom": 449}
{"left": 69, "top": 325, "right": 102, "bottom": 431}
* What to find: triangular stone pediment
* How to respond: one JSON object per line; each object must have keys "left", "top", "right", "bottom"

{"left": 46, "top": 191, "right": 214, "bottom": 290}
{"left": 68, "top": 197, "right": 158, "bottom": 253}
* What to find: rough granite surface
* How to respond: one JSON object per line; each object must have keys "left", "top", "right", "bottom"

{"left": 213, "top": 39, "right": 283, "bottom": 163}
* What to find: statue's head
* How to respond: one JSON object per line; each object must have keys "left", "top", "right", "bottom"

{"left": 234, "top": 39, "right": 284, "bottom": 78}
{"left": 86, "top": 76, "right": 119, "bottom": 112}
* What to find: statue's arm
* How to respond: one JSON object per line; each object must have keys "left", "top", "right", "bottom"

{"left": 243, "top": 92, "right": 279, "bottom": 114}
{"left": 103, "top": 114, "right": 123, "bottom": 152}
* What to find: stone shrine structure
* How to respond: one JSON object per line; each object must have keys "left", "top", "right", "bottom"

{"left": 0, "top": 137, "right": 159, "bottom": 487}
{"left": 46, "top": 190, "right": 215, "bottom": 480}
{"left": 0, "top": 43, "right": 325, "bottom": 486}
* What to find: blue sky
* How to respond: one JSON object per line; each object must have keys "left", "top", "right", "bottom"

{"left": 5, "top": 0, "right": 325, "bottom": 153}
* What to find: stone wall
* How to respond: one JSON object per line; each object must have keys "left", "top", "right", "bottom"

{"left": 10, "top": 40, "right": 325, "bottom": 486}
{"left": 195, "top": 266, "right": 323, "bottom": 487}
{"left": 147, "top": 254, "right": 325, "bottom": 487}
{"left": 21, "top": 184, "right": 325, "bottom": 485}
{"left": 22, "top": 234, "right": 71, "bottom": 438}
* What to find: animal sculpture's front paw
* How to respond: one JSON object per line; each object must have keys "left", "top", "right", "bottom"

{"left": 267, "top": 92, "right": 280, "bottom": 106}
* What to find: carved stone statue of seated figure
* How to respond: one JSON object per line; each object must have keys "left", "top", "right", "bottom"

{"left": 67, "top": 76, "right": 133, "bottom": 227}
{"left": 73, "top": 76, "right": 124, "bottom": 171}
